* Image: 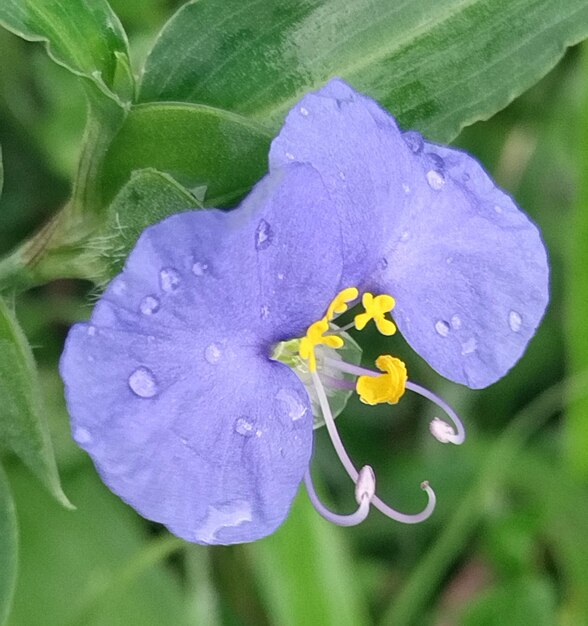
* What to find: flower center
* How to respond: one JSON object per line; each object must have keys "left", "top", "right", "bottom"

{"left": 277, "top": 287, "right": 466, "bottom": 528}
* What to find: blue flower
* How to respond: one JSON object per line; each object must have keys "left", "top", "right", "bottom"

{"left": 60, "top": 79, "right": 549, "bottom": 544}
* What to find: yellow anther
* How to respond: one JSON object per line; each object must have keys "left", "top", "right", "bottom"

{"left": 356, "top": 355, "right": 407, "bottom": 405}
{"left": 299, "top": 318, "right": 344, "bottom": 372}
{"left": 354, "top": 293, "right": 397, "bottom": 336}
{"left": 326, "top": 287, "right": 359, "bottom": 321}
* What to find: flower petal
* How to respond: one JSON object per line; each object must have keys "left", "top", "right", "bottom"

{"left": 60, "top": 164, "right": 344, "bottom": 542}
{"left": 61, "top": 323, "right": 313, "bottom": 543}
{"left": 370, "top": 141, "right": 549, "bottom": 388}
{"left": 271, "top": 78, "right": 548, "bottom": 388}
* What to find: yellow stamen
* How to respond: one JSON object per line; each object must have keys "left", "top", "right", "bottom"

{"left": 326, "top": 287, "right": 359, "bottom": 321}
{"left": 354, "top": 293, "right": 397, "bottom": 336}
{"left": 356, "top": 355, "right": 407, "bottom": 405}
{"left": 299, "top": 318, "right": 344, "bottom": 372}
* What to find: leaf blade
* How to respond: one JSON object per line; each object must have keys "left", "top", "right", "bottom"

{"left": 0, "top": 297, "right": 71, "bottom": 508}
{"left": 0, "top": 463, "right": 18, "bottom": 626}
{"left": 0, "top": 0, "right": 133, "bottom": 103}
{"left": 139, "top": 0, "right": 588, "bottom": 141}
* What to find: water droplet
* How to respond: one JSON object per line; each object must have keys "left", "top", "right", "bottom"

{"left": 140, "top": 295, "right": 160, "bottom": 315}
{"left": 426, "top": 169, "right": 445, "bottom": 190}
{"left": 426, "top": 152, "right": 444, "bottom": 170}
{"left": 277, "top": 272, "right": 285, "bottom": 280}
{"left": 402, "top": 183, "right": 411, "bottom": 194}
{"left": 128, "top": 366, "right": 158, "bottom": 398}
{"left": 494, "top": 204, "right": 503, "bottom": 213}
{"left": 112, "top": 279, "right": 126, "bottom": 295}
{"left": 260, "top": 304, "right": 270, "bottom": 320}
{"left": 276, "top": 388, "right": 307, "bottom": 421}
{"left": 400, "top": 231, "right": 410, "bottom": 242}
{"left": 451, "top": 315, "right": 462, "bottom": 330}
{"left": 446, "top": 256, "right": 454, "bottom": 264}
{"left": 205, "top": 343, "right": 222, "bottom": 364}
{"left": 338, "top": 171, "right": 346, "bottom": 181}
{"left": 299, "top": 106, "right": 309, "bottom": 116}
{"left": 379, "top": 257, "right": 388, "bottom": 270}
{"left": 285, "top": 151, "right": 295, "bottom": 160}
{"left": 403, "top": 131, "right": 424, "bottom": 154}
{"left": 74, "top": 427, "right": 92, "bottom": 444}
{"left": 192, "top": 261, "right": 208, "bottom": 276}
{"left": 509, "top": 310, "right": 522, "bottom": 332}
{"left": 435, "top": 320, "right": 450, "bottom": 337}
{"left": 255, "top": 219, "right": 273, "bottom": 250}
{"left": 234, "top": 417, "right": 255, "bottom": 437}
{"left": 159, "top": 267, "right": 181, "bottom": 292}
{"left": 87, "top": 325, "right": 97, "bottom": 337}
{"left": 461, "top": 338, "right": 477, "bottom": 355}
{"left": 462, "top": 172, "right": 471, "bottom": 182}
{"left": 196, "top": 500, "right": 252, "bottom": 543}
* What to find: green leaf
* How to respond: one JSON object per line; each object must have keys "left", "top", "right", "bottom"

{"left": 140, "top": 0, "right": 588, "bottom": 141}
{"left": 566, "top": 43, "right": 588, "bottom": 477}
{"left": 0, "top": 463, "right": 18, "bottom": 626}
{"left": 0, "top": 297, "right": 71, "bottom": 508}
{"left": 100, "top": 103, "right": 271, "bottom": 207}
{"left": 96, "top": 168, "right": 200, "bottom": 278}
{"left": 0, "top": 0, "right": 133, "bottom": 104}
{"left": 6, "top": 462, "right": 186, "bottom": 626}
{"left": 248, "top": 490, "right": 370, "bottom": 626}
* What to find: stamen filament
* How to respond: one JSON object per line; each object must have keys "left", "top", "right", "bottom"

{"left": 323, "top": 357, "right": 466, "bottom": 445}
{"left": 304, "top": 468, "right": 372, "bottom": 527}
{"left": 310, "top": 370, "right": 436, "bottom": 524}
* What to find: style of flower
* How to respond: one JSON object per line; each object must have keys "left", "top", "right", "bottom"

{"left": 60, "top": 79, "right": 549, "bottom": 545}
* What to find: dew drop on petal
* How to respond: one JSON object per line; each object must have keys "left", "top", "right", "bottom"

{"left": 255, "top": 219, "right": 273, "bottom": 250}
{"left": 403, "top": 130, "right": 424, "bottom": 154}
{"left": 509, "top": 310, "right": 522, "bottom": 332}
{"left": 128, "top": 366, "right": 158, "bottom": 398}
{"left": 451, "top": 315, "right": 462, "bottom": 330}
{"left": 285, "top": 151, "right": 295, "bottom": 160}
{"left": 234, "top": 417, "right": 255, "bottom": 437}
{"left": 461, "top": 338, "right": 477, "bottom": 355}
{"left": 426, "top": 169, "right": 446, "bottom": 190}
{"left": 112, "top": 279, "right": 127, "bottom": 295}
{"left": 260, "top": 304, "right": 270, "bottom": 320}
{"left": 494, "top": 204, "right": 503, "bottom": 214}
{"left": 401, "top": 231, "right": 410, "bottom": 242}
{"left": 192, "top": 261, "right": 208, "bottom": 276}
{"left": 435, "top": 320, "right": 450, "bottom": 337}
{"left": 462, "top": 172, "right": 471, "bottom": 182}
{"left": 276, "top": 388, "right": 307, "bottom": 421}
{"left": 379, "top": 257, "right": 388, "bottom": 270}
{"left": 140, "top": 295, "right": 160, "bottom": 315}
{"left": 74, "top": 426, "right": 92, "bottom": 444}
{"left": 205, "top": 343, "right": 222, "bottom": 364}
{"left": 402, "top": 183, "right": 411, "bottom": 194}
{"left": 87, "top": 325, "right": 97, "bottom": 337}
{"left": 299, "top": 106, "right": 309, "bottom": 116}
{"left": 277, "top": 272, "right": 285, "bottom": 280}
{"left": 159, "top": 267, "right": 181, "bottom": 292}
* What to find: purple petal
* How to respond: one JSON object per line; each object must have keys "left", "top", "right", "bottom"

{"left": 273, "top": 78, "right": 548, "bottom": 388}
{"left": 370, "top": 141, "right": 549, "bottom": 388}
{"left": 60, "top": 164, "right": 344, "bottom": 542}
{"left": 61, "top": 323, "right": 312, "bottom": 543}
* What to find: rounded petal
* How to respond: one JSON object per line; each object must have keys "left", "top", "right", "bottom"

{"left": 60, "top": 164, "right": 345, "bottom": 543}
{"left": 61, "top": 323, "right": 313, "bottom": 543}
{"left": 370, "top": 142, "right": 549, "bottom": 388}
{"left": 269, "top": 78, "right": 414, "bottom": 286}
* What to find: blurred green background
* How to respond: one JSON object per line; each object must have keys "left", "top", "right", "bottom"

{"left": 1, "top": 1, "right": 588, "bottom": 625}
